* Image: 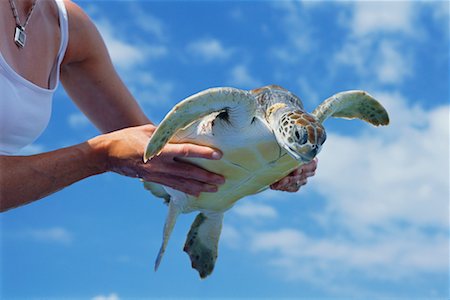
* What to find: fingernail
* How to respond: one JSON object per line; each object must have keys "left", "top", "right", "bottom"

{"left": 211, "top": 151, "right": 222, "bottom": 160}
{"left": 214, "top": 176, "right": 226, "bottom": 184}
{"left": 206, "top": 185, "right": 218, "bottom": 192}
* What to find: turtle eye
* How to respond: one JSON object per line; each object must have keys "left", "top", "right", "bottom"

{"left": 295, "top": 129, "right": 308, "bottom": 145}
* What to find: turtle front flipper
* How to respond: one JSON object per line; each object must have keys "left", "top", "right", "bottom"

{"left": 312, "top": 90, "right": 389, "bottom": 126}
{"left": 184, "top": 212, "right": 224, "bottom": 279}
{"left": 144, "top": 87, "right": 256, "bottom": 162}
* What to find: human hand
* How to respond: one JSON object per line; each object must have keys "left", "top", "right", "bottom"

{"left": 90, "top": 124, "right": 225, "bottom": 197}
{"left": 270, "top": 158, "right": 318, "bottom": 192}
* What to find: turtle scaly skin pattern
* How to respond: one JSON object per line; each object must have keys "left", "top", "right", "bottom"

{"left": 143, "top": 85, "right": 389, "bottom": 278}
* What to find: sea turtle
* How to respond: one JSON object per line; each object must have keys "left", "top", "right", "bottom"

{"left": 143, "top": 85, "right": 389, "bottom": 278}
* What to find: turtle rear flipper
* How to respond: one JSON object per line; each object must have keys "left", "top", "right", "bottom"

{"left": 312, "top": 90, "right": 389, "bottom": 126}
{"left": 184, "top": 212, "right": 224, "bottom": 279}
{"left": 154, "top": 196, "right": 183, "bottom": 271}
{"left": 143, "top": 181, "right": 171, "bottom": 204}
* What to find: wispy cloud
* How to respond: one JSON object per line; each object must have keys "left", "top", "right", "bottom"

{"left": 221, "top": 224, "right": 242, "bottom": 250}
{"left": 130, "top": 71, "right": 174, "bottom": 119}
{"left": 332, "top": 2, "right": 428, "bottom": 87}
{"left": 187, "top": 38, "right": 234, "bottom": 62}
{"left": 349, "top": 1, "right": 417, "bottom": 37}
{"left": 249, "top": 227, "right": 447, "bottom": 289}
{"left": 25, "top": 227, "right": 74, "bottom": 246}
{"left": 334, "top": 38, "right": 413, "bottom": 85}
{"left": 271, "top": 1, "right": 316, "bottom": 56}
{"left": 221, "top": 90, "right": 449, "bottom": 295}
{"left": 92, "top": 293, "right": 120, "bottom": 300}
{"left": 232, "top": 201, "right": 278, "bottom": 220}
{"left": 431, "top": 1, "right": 450, "bottom": 24}
{"left": 95, "top": 20, "right": 147, "bottom": 70}
{"left": 68, "top": 113, "right": 90, "bottom": 129}
{"left": 228, "top": 65, "right": 261, "bottom": 88}
{"left": 95, "top": 19, "right": 168, "bottom": 71}
{"left": 314, "top": 93, "right": 448, "bottom": 231}
{"left": 88, "top": 12, "right": 174, "bottom": 116}
{"left": 132, "top": 8, "right": 167, "bottom": 41}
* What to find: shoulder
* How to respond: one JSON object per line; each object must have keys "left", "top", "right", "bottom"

{"left": 61, "top": 0, "right": 107, "bottom": 66}
{"left": 64, "top": 0, "right": 93, "bottom": 28}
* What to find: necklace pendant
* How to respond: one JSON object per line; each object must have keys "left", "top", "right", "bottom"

{"left": 14, "top": 25, "right": 26, "bottom": 48}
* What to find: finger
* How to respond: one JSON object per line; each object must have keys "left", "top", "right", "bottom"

{"left": 271, "top": 166, "right": 303, "bottom": 188}
{"left": 301, "top": 159, "right": 318, "bottom": 174}
{"left": 270, "top": 177, "right": 296, "bottom": 191}
{"left": 288, "top": 168, "right": 302, "bottom": 177}
{"left": 271, "top": 181, "right": 301, "bottom": 192}
{"left": 164, "top": 143, "right": 223, "bottom": 160}
{"left": 165, "top": 160, "right": 225, "bottom": 185}
{"left": 303, "top": 171, "right": 316, "bottom": 178}
{"left": 271, "top": 173, "right": 308, "bottom": 192}
{"left": 270, "top": 176, "right": 290, "bottom": 189}
{"left": 270, "top": 181, "right": 283, "bottom": 190}
{"left": 285, "top": 178, "right": 307, "bottom": 192}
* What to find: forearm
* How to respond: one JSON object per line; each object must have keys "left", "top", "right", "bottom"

{"left": 0, "top": 140, "right": 106, "bottom": 212}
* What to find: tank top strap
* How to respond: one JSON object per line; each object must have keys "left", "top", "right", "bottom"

{"left": 48, "top": 0, "right": 69, "bottom": 89}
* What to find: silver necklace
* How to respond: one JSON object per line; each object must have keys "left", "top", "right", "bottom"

{"left": 8, "top": 0, "right": 38, "bottom": 48}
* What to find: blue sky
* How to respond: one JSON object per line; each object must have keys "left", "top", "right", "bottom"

{"left": 1, "top": 0, "right": 449, "bottom": 299}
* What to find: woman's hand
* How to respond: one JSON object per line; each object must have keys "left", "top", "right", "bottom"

{"left": 270, "top": 158, "right": 318, "bottom": 192}
{"left": 90, "top": 124, "right": 225, "bottom": 197}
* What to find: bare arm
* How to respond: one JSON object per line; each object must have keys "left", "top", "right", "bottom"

{"left": 0, "top": 1, "right": 313, "bottom": 212}
{"left": 0, "top": 142, "right": 103, "bottom": 212}
{"left": 0, "top": 1, "right": 224, "bottom": 212}
{"left": 60, "top": 1, "right": 149, "bottom": 132}
{"left": 0, "top": 124, "right": 225, "bottom": 212}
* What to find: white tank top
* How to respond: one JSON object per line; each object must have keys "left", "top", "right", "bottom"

{"left": 0, "top": 0, "right": 68, "bottom": 155}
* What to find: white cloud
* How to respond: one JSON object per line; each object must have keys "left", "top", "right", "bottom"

{"left": 26, "top": 227, "right": 73, "bottom": 245}
{"left": 333, "top": 37, "right": 413, "bottom": 85}
{"left": 250, "top": 227, "right": 447, "bottom": 282}
{"left": 220, "top": 224, "right": 242, "bottom": 249}
{"left": 232, "top": 201, "right": 278, "bottom": 219}
{"left": 221, "top": 91, "right": 449, "bottom": 294}
{"left": 68, "top": 113, "right": 90, "bottom": 129}
{"left": 270, "top": 1, "right": 316, "bottom": 61}
{"left": 228, "top": 65, "right": 261, "bottom": 88}
{"left": 133, "top": 9, "right": 166, "bottom": 41}
{"left": 92, "top": 293, "right": 120, "bottom": 300}
{"left": 297, "top": 77, "right": 320, "bottom": 105}
{"left": 431, "top": 1, "right": 450, "bottom": 25}
{"left": 229, "top": 7, "right": 244, "bottom": 21}
{"left": 130, "top": 71, "right": 174, "bottom": 112}
{"left": 187, "top": 38, "right": 233, "bottom": 62}
{"left": 375, "top": 40, "right": 412, "bottom": 84}
{"left": 95, "top": 21, "right": 145, "bottom": 70}
{"left": 350, "top": 1, "right": 417, "bottom": 37}
{"left": 95, "top": 20, "right": 167, "bottom": 70}
{"left": 314, "top": 92, "right": 449, "bottom": 231}
{"left": 330, "top": 1, "right": 425, "bottom": 86}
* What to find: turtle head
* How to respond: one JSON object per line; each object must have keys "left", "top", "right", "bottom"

{"left": 273, "top": 110, "right": 327, "bottom": 162}
{"left": 253, "top": 85, "right": 326, "bottom": 162}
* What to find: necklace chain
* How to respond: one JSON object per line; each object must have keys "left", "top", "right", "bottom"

{"left": 8, "top": 0, "right": 38, "bottom": 29}
{"left": 8, "top": 0, "right": 38, "bottom": 48}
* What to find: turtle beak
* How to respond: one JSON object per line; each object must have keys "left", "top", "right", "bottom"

{"left": 284, "top": 144, "right": 319, "bottom": 163}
